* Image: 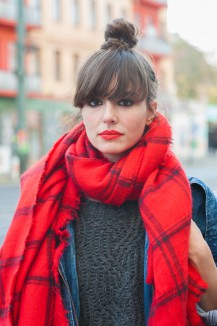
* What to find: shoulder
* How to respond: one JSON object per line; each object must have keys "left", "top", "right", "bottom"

{"left": 188, "top": 176, "right": 217, "bottom": 220}
{"left": 188, "top": 176, "right": 217, "bottom": 264}
{"left": 197, "top": 305, "right": 217, "bottom": 325}
{"left": 189, "top": 176, "right": 216, "bottom": 199}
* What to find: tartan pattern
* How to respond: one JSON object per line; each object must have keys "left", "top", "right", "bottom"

{"left": 0, "top": 113, "right": 207, "bottom": 325}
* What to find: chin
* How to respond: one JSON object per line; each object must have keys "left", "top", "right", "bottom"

{"left": 102, "top": 150, "right": 130, "bottom": 162}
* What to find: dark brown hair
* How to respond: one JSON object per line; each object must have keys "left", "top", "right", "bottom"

{"left": 73, "top": 18, "right": 158, "bottom": 109}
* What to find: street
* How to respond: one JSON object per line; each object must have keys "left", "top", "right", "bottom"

{"left": 0, "top": 159, "right": 217, "bottom": 245}
{"left": 0, "top": 184, "right": 20, "bottom": 245}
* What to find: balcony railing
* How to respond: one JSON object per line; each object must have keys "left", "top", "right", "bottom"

{"left": 0, "top": 70, "right": 17, "bottom": 91}
{"left": 138, "top": 36, "right": 171, "bottom": 56}
{"left": 142, "top": 0, "right": 167, "bottom": 6}
{"left": 0, "top": 0, "right": 41, "bottom": 26}
{"left": 0, "top": 70, "right": 41, "bottom": 93}
{"left": 0, "top": 1, "right": 16, "bottom": 22}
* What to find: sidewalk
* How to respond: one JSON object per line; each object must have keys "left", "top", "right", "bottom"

{"left": 181, "top": 155, "right": 217, "bottom": 194}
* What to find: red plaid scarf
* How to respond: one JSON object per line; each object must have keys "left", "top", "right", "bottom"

{"left": 0, "top": 113, "right": 206, "bottom": 325}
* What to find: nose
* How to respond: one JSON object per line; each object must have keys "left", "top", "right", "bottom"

{"left": 102, "top": 101, "right": 117, "bottom": 124}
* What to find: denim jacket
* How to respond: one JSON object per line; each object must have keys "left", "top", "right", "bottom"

{"left": 59, "top": 177, "right": 217, "bottom": 326}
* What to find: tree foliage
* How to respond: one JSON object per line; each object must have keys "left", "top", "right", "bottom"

{"left": 172, "top": 36, "right": 217, "bottom": 103}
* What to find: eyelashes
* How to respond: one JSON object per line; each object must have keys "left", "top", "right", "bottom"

{"left": 88, "top": 99, "right": 103, "bottom": 107}
{"left": 87, "top": 99, "right": 134, "bottom": 108}
{"left": 118, "top": 99, "right": 134, "bottom": 107}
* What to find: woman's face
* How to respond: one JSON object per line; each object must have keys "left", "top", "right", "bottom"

{"left": 82, "top": 98, "right": 156, "bottom": 162}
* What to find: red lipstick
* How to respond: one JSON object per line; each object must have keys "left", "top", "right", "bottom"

{"left": 99, "top": 130, "right": 123, "bottom": 140}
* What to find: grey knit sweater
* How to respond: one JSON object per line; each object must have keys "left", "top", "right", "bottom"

{"left": 74, "top": 198, "right": 145, "bottom": 326}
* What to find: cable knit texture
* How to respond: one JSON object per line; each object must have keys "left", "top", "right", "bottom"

{"left": 75, "top": 199, "right": 145, "bottom": 326}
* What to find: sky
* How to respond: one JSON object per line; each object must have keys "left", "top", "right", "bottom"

{"left": 167, "top": 0, "right": 217, "bottom": 56}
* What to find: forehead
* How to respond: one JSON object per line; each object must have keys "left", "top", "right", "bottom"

{"left": 74, "top": 50, "right": 150, "bottom": 108}
{"left": 91, "top": 73, "right": 147, "bottom": 102}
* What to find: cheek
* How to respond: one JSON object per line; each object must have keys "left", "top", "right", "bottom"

{"left": 84, "top": 114, "right": 93, "bottom": 123}
{"left": 82, "top": 111, "right": 95, "bottom": 130}
{"left": 125, "top": 113, "right": 147, "bottom": 132}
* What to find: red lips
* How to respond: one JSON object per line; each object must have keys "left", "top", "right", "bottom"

{"left": 99, "top": 130, "right": 122, "bottom": 135}
{"left": 99, "top": 130, "right": 123, "bottom": 140}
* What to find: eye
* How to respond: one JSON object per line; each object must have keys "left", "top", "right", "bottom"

{"left": 87, "top": 99, "right": 103, "bottom": 107}
{"left": 118, "top": 99, "right": 134, "bottom": 107}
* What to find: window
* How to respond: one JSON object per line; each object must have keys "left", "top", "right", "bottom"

{"left": 134, "top": 12, "right": 141, "bottom": 28}
{"left": 28, "top": 0, "right": 40, "bottom": 9}
{"left": 72, "top": 53, "right": 79, "bottom": 76}
{"left": 52, "top": 0, "right": 61, "bottom": 21}
{"left": 26, "top": 47, "right": 41, "bottom": 76}
{"left": 71, "top": 0, "right": 79, "bottom": 25}
{"left": 105, "top": 3, "right": 112, "bottom": 23}
{"left": 27, "top": 0, "right": 41, "bottom": 26}
{"left": 54, "top": 50, "right": 61, "bottom": 81}
{"left": 88, "top": 0, "right": 97, "bottom": 29}
{"left": 159, "top": 17, "right": 167, "bottom": 39}
{"left": 146, "top": 16, "right": 157, "bottom": 37}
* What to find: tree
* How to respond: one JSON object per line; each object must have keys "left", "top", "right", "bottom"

{"left": 172, "top": 36, "right": 217, "bottom": 103}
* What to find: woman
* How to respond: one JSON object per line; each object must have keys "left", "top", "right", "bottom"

{"left": 0, "top": 18, "right": 217, "bottom": 326}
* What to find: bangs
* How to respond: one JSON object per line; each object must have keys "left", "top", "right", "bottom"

{"left": 74, "top": 50, "right": 149, "bottom": 108}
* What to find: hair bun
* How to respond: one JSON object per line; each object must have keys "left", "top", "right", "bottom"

{"left": 101, "top": 18, "right": 138, "bottom": 50}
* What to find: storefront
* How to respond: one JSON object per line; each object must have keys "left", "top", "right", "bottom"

{"left": 171, "top": 101, "right": 208, "bottom": 162}
{"left": 207, "top": 105, "right": 217, "bottom": 154}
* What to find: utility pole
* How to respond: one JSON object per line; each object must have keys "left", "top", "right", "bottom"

{"left": 16, "top": 0, "right": 28, "bottom": 173}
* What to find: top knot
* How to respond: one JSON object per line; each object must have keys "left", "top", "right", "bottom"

{"left": 101, "top": 18, "right": 138, "bottom": 51}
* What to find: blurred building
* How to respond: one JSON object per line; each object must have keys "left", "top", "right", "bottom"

{"left": 0, "top": 0, "right": 132, "bottom": 177}
{"left": 132, "top": 1, "right": 213, "bottom": 162}
{"left": 171, "top": 100, "right": 208, "bottom": 161}
{"left": 133, "top": 0, "right": 176, "bottom": 110}
{"left": 2, "top": 0, "right": 204, "bottom": 178}
{"left": 0, "top": 0, "right": 42, "bottom": 175}
{"left": 26, "top": 0, "right": 132, "bottom": 158}
{"left": 28, "top": 0, "right": 132, "bottom": 98}
{"left": 207, "top": 104, "right": 217, "bottom": 154}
